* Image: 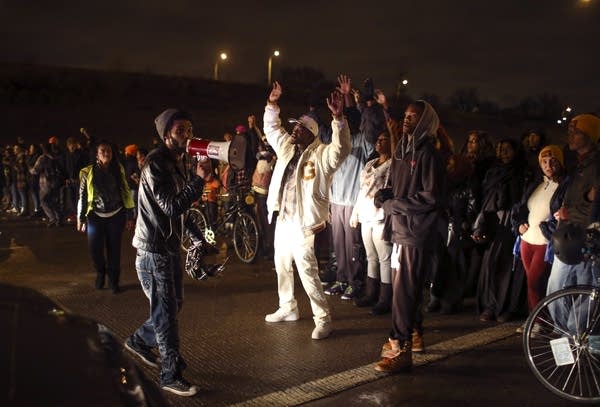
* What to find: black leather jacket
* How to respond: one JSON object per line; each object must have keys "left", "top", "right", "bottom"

{"left": 132, "top": 145, "right": 204, "bottom": 255}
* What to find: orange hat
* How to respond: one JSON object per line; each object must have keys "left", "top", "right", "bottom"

{"left": 124, "top": 144, "right": 138, "bottom": 156}
{"left": 538, "top": 145, "right": 564, "bottom": 167}
{"left": 48, "top": 136, "right": 59, "bottom": 145}
{"left": 570, "top": 114, "right": 600, "bottom": 143}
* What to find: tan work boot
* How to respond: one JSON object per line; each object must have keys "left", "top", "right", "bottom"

{"left": 411, "top": 329, "right": 425, "bottom": 353}
{"left": 380, "top": 330, "right": 425, "bottom": 355}
{"left": 375, "top": 340, "right": 412, "bottom": 373}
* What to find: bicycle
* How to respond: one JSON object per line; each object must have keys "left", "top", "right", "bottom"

{"left": 182, "top": 186, "right": 259, "bottom": 264}
{"left": 522, "top": 225, "right": 600, "bottom": 403}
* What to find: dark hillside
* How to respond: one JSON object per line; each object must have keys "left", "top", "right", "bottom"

{"left": 0, "top": 63, "right": 566, "bottom": 150}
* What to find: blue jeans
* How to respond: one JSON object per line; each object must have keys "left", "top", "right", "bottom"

{"left": 547, "top": 257, "right": 600, "bottom": 333}
{"left": 132, "top": 249, "right": 185, "bottom": 385}
{"left": 86, "top": 210, "right": 126, "bottom": 286}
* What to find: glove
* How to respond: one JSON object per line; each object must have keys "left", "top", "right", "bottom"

{"left": 374, "top": 188, "right": 393, "bottom": 209}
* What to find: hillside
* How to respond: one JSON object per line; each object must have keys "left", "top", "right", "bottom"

{"left": 0, "top": 62, "right": 566, "bottom": 150}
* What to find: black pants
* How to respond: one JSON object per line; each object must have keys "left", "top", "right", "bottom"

{"left": 390, "top": 244, "right": 427, "bottom": 343}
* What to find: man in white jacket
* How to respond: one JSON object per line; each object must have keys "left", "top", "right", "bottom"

{"left": 263, "top": 81, "right": 351, "bottom": 339}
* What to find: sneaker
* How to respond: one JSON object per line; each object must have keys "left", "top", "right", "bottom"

{"left": 340, "top": 285, "right": 356, "bottom": 300}
{"left": 161, "top": 379, "right": 198, "bottom": 397}
{"left": 311, "top": 322, "right": 332, "bottom": 339}
{"left": 265, "top": 307, "right": 299, "bottom": 322}
{"left": 124, "top": 337, "right": 160, "bottom": 368}
{"left": 324, "top": 281, "right": 347, "bottom": 296}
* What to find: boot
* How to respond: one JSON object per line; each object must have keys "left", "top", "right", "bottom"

{"left": 411, "top": 329, "right": 425, "bottom": 353}
{"left": 354, "top": 277, "right": 379, "bottom": 307}
{"left": 371, "top": 283, "right": 392, "bottom": 315}
{"left": 375, "top": 339, "right": 412, "bottom": 373}
{"left": 95, "top": 272, "right": 105, "bottom": 290}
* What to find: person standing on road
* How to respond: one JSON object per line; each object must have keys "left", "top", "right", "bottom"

{"left": 263, "top": 81, "right": 351, "bottom": 340}
{"left": 374, "top": 100, "right": 445, "bottom": 372}
{"left": 546, "top": 114, "right": 600, "bottom": 329}
{"left": 126, "top": 109, "right": 213, "bottom": 397}
{"left": 77, "top": 140, "right": 135, "bottom": 293}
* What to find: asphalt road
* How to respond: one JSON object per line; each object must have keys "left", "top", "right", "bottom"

{"left": 0, "top": 214, "right": 576, "bottom": 406}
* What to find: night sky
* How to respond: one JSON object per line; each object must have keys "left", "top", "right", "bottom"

{"left": 2, "top": 0, "right": 599, "bottom": 112}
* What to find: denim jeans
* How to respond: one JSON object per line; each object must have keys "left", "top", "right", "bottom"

{"left": 86, "top": 210, "right": 126, "bottom": 286}
{"left": 132, "top": 249, "right": 185, "bottom": 385}
{"left": 547, "top": 257, "right": 600, "bottom": 333}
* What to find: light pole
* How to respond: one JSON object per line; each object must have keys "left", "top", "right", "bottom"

{"left": 214, "top": 52, "right": 228, "bottom": 81}
{"left": 267, "top": 50, "right": 280, "bottom": 84}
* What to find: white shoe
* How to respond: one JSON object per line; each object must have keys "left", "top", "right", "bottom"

{"left": 311, "top": 322, "right": 332, "bottom": 339}
{"left": 265, "top": 307, "right": 299, "bottom": 322}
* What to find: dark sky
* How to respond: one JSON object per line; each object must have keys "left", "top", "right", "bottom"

{"left": 1, "top": 0, "right": 599, "bottom": 112}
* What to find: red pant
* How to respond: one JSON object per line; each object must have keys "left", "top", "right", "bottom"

{"left": 520, "top": 239, "right": 550, "bottom": 311}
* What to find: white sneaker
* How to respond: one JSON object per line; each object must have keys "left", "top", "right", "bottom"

{"left": 265, "top": 307, "right": 300, "bottom": 322}
{"left": 311, "top": 322, "right": 332, "bottom": 339}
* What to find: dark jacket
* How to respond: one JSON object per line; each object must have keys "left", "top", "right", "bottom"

{"left": 472, "top": 157, "right": 525, "bottom": 237}
{"left": 132, "top": 145, "right": 204, "bottom": 255}
{"left": 562, "top": 147, "right": 600, "bottom": 227}
{"left": 383, "top": 131, "right": 445, "bottom": 247}
{"left": 511, "top": 174, "right": 570, "bottom": 241}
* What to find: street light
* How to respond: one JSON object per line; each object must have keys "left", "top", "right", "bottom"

{"left": 267, "top": 50, "right": 280, "bottom": 84}
{"left": 214, "top": 52, "right": 228, "bottom": 81}
{"left": 402, "top": 79, "right": 408, "bottom": 86}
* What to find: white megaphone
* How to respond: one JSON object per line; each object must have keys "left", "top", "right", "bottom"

{"left": 186, "top": 137, "right": 246, "bottom": 171}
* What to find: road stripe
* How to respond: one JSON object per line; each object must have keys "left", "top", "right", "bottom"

{"left": 231, "top": 323, "right": 520, "bottom": 407}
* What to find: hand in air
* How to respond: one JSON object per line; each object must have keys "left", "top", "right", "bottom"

{"left": 268, "top": 81, "right": 282, "bottom": 104}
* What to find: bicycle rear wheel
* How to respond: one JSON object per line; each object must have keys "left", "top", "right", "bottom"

{"left": 523, "top": 285, "right": 600, "bottom": 403}
{"left": 181, "top": 207, "right": 208, "bottom": 252}
{"left": 233, "top": 211, "right": 259, "bottom": 263}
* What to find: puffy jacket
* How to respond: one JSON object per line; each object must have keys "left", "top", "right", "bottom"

{"left": 132, "top": 145, "right": 204, "bottom": 255}
{"left": 263, "top": 103, "right": 351, "bottom": 235}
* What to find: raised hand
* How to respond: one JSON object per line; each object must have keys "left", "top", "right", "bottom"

{"left": 336, "top": 75, "right": 352, "bottom": 95}
{"left": 326, "top": 91, "right": 344, "bottom": 118}
{"left": 374, "top": 88, "right": 387, "bottom": 105}
{"left": 268, "top": 81, "right": 282, "bottom": 104}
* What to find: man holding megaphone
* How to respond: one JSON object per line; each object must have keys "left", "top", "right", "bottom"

{"left": 127, "top": 108, "right": 216, "bottom": 397}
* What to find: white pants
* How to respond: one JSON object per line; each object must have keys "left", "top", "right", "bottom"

{"left": 274, "top": 219, "right": 331, "bottom": 325}
{"left": 361, "top": 221, "right": 392, "bottom": 284}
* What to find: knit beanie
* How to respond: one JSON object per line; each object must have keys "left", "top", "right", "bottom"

{"left": 538, "top": 144, "right": 564, "bottom": 167}
{"left": 154, "top": 108, "right": 192, "bottom": 140}
{"left": 570, "top": 114, "right": 600, "bottom": 143}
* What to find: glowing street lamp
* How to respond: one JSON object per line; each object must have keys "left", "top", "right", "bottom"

{"left": 402, "top": 79, "right": 408, "bottom": 86}
{"left": 214, "top": 52, "right": 228, "bottom": 81}
{"left": 267, "top": 50, "right": 280, "bottom": 84}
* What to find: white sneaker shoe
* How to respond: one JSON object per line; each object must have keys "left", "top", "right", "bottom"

{"left": 311, "top": 322, "right": 332, "bottom": 339}
{"left": 265, "top": 307, "right": 300, "bottom": 322}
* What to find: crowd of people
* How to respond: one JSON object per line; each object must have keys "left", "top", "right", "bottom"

{"left": 2, "top": 75, "right": 599, "bottom": 394}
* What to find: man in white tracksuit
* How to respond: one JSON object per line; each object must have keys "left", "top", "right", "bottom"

{"left": 263, "top": 81, "right": 351, "bottom": 339}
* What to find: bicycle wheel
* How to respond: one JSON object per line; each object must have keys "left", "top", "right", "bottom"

{"left": 233, "top": 211, "right": 259, "bottom": 263}
{"left": 523, "top": 285, "right": 600, "bottom": 403}
{"left": 181, "top": 207, "right": 208, "bottom": 252}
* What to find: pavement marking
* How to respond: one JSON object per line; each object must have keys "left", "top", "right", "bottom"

{"left": 231, "top": 323, "right": 520, "bottom": 407}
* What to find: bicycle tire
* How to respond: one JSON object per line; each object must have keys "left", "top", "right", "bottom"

{"left": 523, "top": 285, "right": 600, "bottom": 403}
{"left": 181, "top": 207, "right": 209, "bottom": 252}
{"left": 233, "top": 211, "right": 259, "bottom": 263}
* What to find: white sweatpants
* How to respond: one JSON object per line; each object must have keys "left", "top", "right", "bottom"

{"left": 273, "top": 219, "right": 331, "bottom": 325}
